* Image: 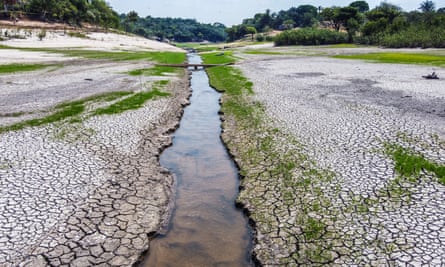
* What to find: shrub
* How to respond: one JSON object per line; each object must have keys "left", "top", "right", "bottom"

{"left": 381, "top": 26, "right": 445, "bottom": 48}
{"left": 256, "top": 34, "right": 265, "bottom": 42}
{"left": 274, "top": 28, "right": 348, "bottom": 46}
{"left": 38, "top": 29, "right": 46, "bottom": 41}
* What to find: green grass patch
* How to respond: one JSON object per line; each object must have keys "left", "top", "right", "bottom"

{"left": 128, "top": 66, "right": 178, "bottom": 76}
{"left": 55, "top": 91, "right": 132, "bottom": 109}
{"left": 244, "top": 50, "right": 284, "bottom": 55}
{"left": 204, "top": 66, "right": 253, "bottom": 95}
{"left": 0, "top": 63, "right": 51, "bottom": 74}
{"left": 58, "top": 50, "right": 186, "bottom": 63}
{"left": 93, "top": 89, "right": 170, "bottom": 115}
{"left": 334, "top": 52, "right": 445, "bottom": 67}
{"left": 0, "top": 91, "right": 132, "bottom": 134}
{"left": 67, "top": 32, "right": 89, "bottom": 39}
{"left": 303, "top": 218, "right": 325, "bottom": 241}
{"left": 325, "top": 43, "right": 361, "bottom": 48}
{"left": 200, "top": 51, "right": 237, "bottom": 65}
{"left": 194, "top": 46, "right": 222, "bottom": 52}
{"left": 386, "top": 144, "right": 445, "bottom": 185}
{"left": 0, "top": 102, "right": 84, "bottom": 133}
{"left": 9, "top": 48, "right": 186, "bottom": 64}
{"left": 176, "top": 43, "right": 223, "bottom": 52}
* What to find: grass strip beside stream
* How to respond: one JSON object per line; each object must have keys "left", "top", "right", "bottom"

{"left": 202, "top": 52, "right": 341, "bottom": 265}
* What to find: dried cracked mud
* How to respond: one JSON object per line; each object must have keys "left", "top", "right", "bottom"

{"left": 0, "top": 54, "right": 190, "bottom": 266}
{"left": 222, "top": 52, "right": 445, "bottom": 266}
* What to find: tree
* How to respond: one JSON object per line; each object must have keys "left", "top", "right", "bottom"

{"left": 126, "top": 10, "right": 138, "bottom": 23}
{"left": 124, "top": 10, "right": 138, "bottom": 32}
{"left": 288, "top": 5, "right": 318, "bottom": 27}
{"left": 349, "top": 1, "right": 370, "bottom": 13}
{"left": 283, "top": 19, "right": 295, "bottom": 29}
{"left": 245, "top": 26, "right": 256, "bottom": 41}
{"left": 320, "top": 7, "right": 338, "bottom": 29}
{"left": 419, "top": 0, "right": 435, "bottom": 12}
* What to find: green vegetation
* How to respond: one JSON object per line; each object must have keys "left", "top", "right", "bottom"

{"left": 93, "top": 84, "right": 170, "bottom": 115}
{"left": 67, "top": 31, "right": 89, "bottom": 39}
{"left": 0, "top": 63, "right": 51, "bottom": 74}
{"left": 325, "top": 43, "right": 361, "bottom": 48}
{"left": 244, "top": 50, "right": 284, "bottom": 55}
{"left": 0, "top": 102, "right": 84, "bottom": 134}
{"left": 45, "top": 50, "right": 186, "bottom": 64}
{"left": 275, "top": 28, "right": 348, "bottom": 46}
{"left": 6, "top": 48, "right": 186, "bottom": 64}
{"left": 1, "top": 0, "right": 119, "bottom": 28}
{"left": 203, "top": 52, "right": 254, "bottom": 123}
{"left": 334, "top": 52, "right": 445, "bottom": 67}
{"left": 228, "top": 1, "right": 445, "bottom": 48}
{"left": 120, "top": 12, "right": 226, "bottom": 42}
{"left": 0, "top": 91, "right": 132, "bottom": 133}
{"left": 380, "top": 26, "right": 445, "bottom": 48}
{"left": 200, "top": 51, "right": 237, "bottom": 65}
{"left": 128, "top": 66, "right": 178, "bottom": 76}
{"left": 386, "top": 144, "right": 445, "bottom": 185}
{"left": 202, "top": 50, "right": 338, "bottom": 265}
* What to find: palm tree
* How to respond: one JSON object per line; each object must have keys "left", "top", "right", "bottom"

{"left": 419, "top": 0, "right": 435, "bottom": 12}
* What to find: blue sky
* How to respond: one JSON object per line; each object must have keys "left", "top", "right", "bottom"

{"left": 106, "top": 0, "right": 431, "bottom": 26}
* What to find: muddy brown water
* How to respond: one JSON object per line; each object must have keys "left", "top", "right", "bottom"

{"left": 142, "top": 54, "right": 253, "bottom": 267}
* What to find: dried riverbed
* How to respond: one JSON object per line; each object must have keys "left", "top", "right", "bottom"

{"left": 224, "top": 49, "right": 445, "bottom": 265}
{"left": 0, "top": 33, "right": 189, "bottom": 266}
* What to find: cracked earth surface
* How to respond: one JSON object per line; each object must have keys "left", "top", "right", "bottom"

{"left": 224, "top": 53, "right": 445, "bottom": 266}
{"left": 0, "top": 54, "right": 189, "bottom": 266}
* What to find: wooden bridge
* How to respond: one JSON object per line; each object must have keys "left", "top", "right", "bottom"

{"left": 156, "top": 62, "right": 235, "bottom": 70}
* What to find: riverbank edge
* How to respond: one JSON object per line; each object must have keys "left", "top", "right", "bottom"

{"left": 133, "top": 72, "right": 193, "bottom": 265}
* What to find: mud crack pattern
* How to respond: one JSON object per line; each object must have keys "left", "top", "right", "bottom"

{"left": 225, "top": 55, "right": 445, "bottom": 266}
{"left": 0, "top": 77, "right": 190, "bottom": 266}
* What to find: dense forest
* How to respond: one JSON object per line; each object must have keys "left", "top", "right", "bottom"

{"left": 227, "top": 0, "right": 445, "bottom": 48}
{"left": 120, "top": 12, "right": 226, "bottom": 42}
{"left": 0, "top": 0, "right": 120, "bottom": 28}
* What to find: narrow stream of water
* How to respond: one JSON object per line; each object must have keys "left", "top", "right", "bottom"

{"left": 142, "top": 54, "right": 252, "bottom": 266}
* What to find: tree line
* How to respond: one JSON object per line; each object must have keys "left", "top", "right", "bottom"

{"left": 1, "top": 1, "right": 227, "bottom": 42}
{"left": 227, "top": 0, "right": 445, "bottom": 48}
{"left": 1, "top": 0, "right": 120, "bottom": 28}
{"left": 120, "top": 12, "right": 226, "bottom": 42}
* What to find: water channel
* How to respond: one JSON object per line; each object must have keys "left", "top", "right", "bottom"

{"left": 142, "top": 54, "right": 252, "bottom": 266}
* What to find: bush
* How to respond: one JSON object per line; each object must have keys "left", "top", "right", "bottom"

{"left": 274, "top": 28, "right": 349, "bottom": 46}
{"left": 381, "top": 26, "right": 445, "bottom": 48}
{"left": 256, "top": 34, "right": 265, "bottom": 42}
{"left": 38, "top": 29, "right": 46, "bottom": 41}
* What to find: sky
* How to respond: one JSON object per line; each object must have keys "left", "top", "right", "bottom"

{"left": 106, "top": 0, "right": 428, "bottom": 26}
